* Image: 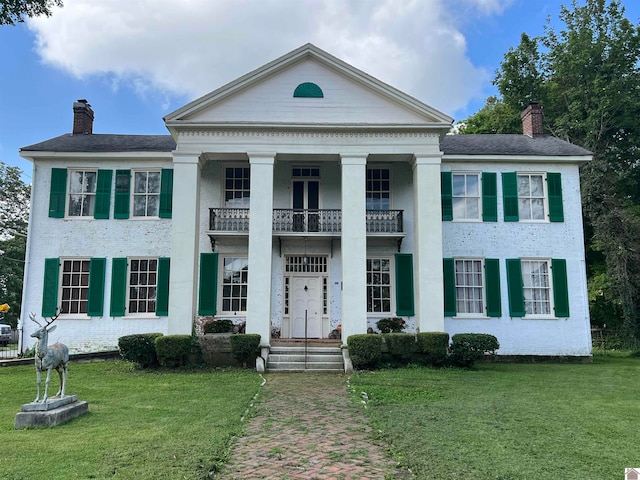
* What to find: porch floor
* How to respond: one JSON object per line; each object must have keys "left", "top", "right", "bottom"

{"left": 271, "top": 338, "right": 342, "bottom": 347}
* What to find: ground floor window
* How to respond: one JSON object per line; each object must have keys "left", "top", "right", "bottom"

{"left": 127, "top": 258, "right": 158, "bottom": 314}
{"left": 455, "top": 259, "right": 484, "bottom": 314}
{"left": 60, "top": 259, "right": 90, "bottom": 314}
{"left": 222, "top": 257, "right": 248, "bottom": 312}
{"left": 521, "top": 259, "right": 552, "bottom": 315}
{"left": 367, "top": 258, "right": 391, "bottom": 313}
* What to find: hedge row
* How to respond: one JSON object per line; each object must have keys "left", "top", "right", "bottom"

{"left": 347, "top": 332, "right": 499, "bottom": 369}
{"left": 118, "top": 333, "right": 260, "bottom": 368}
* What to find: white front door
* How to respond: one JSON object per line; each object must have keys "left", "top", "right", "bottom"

{"left": 291, "top": 276, "right": 322, "bottom": 338}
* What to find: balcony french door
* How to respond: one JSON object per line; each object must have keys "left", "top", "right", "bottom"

{"left": 292, "top": 179, "right": 319, "bottom": 232}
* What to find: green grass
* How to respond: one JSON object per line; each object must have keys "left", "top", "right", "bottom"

{"left": 0, "top": 362, "right": 262, "bottom": 479}
{"left": 350, "top": 357, "right": 640, "bottom": 480}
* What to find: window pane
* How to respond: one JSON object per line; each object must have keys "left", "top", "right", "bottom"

{"left": 147, "top": 172, "right": 161, "bottom": 193}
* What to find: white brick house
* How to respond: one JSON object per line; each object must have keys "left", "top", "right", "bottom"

{"left": 19, "top": 44, "right": 592, "bottom": 356}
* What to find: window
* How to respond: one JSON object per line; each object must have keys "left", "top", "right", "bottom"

{"left": 366, "top": 168, "right": 390, "bottom": 210}
{"left": 367, "top": 258, "right": 391, "bottom": 313}
{"left": 127, "top": 258, "right": 158, "bottom": 314}
{"left": 60, "top": 259, "right": 91, "bottom": 314}
{"left": 132, "top": 171, "right": 161, "bottom": 217}
{"left": 225, "top": 167, "right": 250, "bottom": 208}
{"left": 518, "top": 173, "right": 545, "bottom": 220}
{"left": 68, "top": 170, "right": 97, "bottom": 217}
{"left": 222, "top": 257, "right": 248, "bottom": 312}
{"left": 455, "top": 259, "right": 484, "bottom": 314}
{"left": 521, "top": 260, "right": 551, "bottom": 315}
{"left": 452, "top": 173, "right": 480, "bottom": 220}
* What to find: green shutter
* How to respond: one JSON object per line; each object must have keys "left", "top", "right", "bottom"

{"left": 159, "top": 169, "right": 173, "bottom": 218}
{"left": 110, "top": 258, "right": 128, "bottom": 316}
{"left": 547, "top": 173, "right": 564, "bottom": 222}
{"left": 42, "top": 258, "right": 60, "bottom": 317}
{"left": 87, "top": 258, "right": 106, "bottom": 316}
{"left": 441, "top": 172, "right": 453, "bottom": 221}
{"left": 94, "top": 170, "right": 112, "bottom": 219}
{"left": 156, "top": 257, "right": 170, "bottom": 316}
{"left": 482, "top": 172, "right": 498, "bottom": 222}
{"left": 506, "top": 259, "right": 525, "bottom": 317}
{"left": 114, "top": 170, "right": 130, "bottom": 219}
{"left": 552, "top": 259, "right": 570, "bottom": 317}
{"left": 49, "top": 168, "right": 67, "bottom": 218}
{"left": 502, "top": 172, "right": 519, "bottom": 222}
{"left": 484, "top": 258, "right": 501, "bottom": 317}
{"left": 198, "top": 253, "right": 218, "bottom": 315}
{"left": 443, "top": 258, "right": 456, "bottom": 316}
{"left": 395, "top": 254, "right": 415, "bottom": 316}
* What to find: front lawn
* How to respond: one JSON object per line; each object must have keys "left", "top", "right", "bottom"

{"left": 350, "top": 356, "right": 640, "bottom": 479}
{"left": 0, "top": 362, "right": 262, "bottom": 479}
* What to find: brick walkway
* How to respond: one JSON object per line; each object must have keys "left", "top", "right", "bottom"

{"left": 216, "top": 372, "right": 407, "bottom": 479}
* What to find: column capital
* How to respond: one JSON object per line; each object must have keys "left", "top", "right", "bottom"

{"left": 172, "top": 151, "right": 204, "bottom": 166}
{"left": 412, "top": 152, "right": 443, "bottom": 168}
{"left": 248, "top": 152, "right": 276, "bottom": 165}
{"left": 340, "top": 154, "right": 368, "bottom": 166}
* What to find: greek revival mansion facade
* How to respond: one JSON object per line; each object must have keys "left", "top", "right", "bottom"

{"left": 19, "top": 44, "right": 593, "bottom": 356}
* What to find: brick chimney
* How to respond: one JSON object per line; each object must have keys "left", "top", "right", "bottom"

{"left": 72, "top": 99, "right": 94, "bottom": 134}
{"left": 521, "top": 102, "right": 543, "bottom": 138}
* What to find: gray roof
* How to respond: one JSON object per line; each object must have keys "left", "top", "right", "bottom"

{"left": 441, "top": 134, "right": 591, "bottom": 156}
{"left": 21, "top": 134, "right": 176, "bottom": 153}
{"left": 22, "top": 132, "right": 591, "bottom": 157}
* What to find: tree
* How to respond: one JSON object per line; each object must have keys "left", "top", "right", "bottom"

{"left": 0, "top": 0, "right": 63, "bottom": 26}
{"left": 0, "top": 162, "right": 30, "bottom": 328}
{"left": 461, "top": 0, "right": 640, "bottom": 340}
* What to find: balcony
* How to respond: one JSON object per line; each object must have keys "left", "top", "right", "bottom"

{"left": 208, "top": 208, "right": 403, "bottom": 235}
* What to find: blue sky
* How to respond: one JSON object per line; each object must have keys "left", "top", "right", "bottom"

{"left": 1, "top": 0, "right": 638, "bottom": 179}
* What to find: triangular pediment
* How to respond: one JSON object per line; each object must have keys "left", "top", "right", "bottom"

{"left": 165, "top": 44, "right": 453, "bottom": 128}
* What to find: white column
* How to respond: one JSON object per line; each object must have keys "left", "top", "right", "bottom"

{"left": 413, "top": 153, "right": 444, "bottom": 332}
{"left": 340, "top": 154, "right": 368, "bottom": 342}
{"left": 168, "top": 153, "right": 202, "bottom": 334}
{"left": 246, "top": 153, "right": 276, "bottom": 346}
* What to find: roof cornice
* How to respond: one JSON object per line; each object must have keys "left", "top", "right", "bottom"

{"left": 442, "top": 154, "right": 592, "bottom": 164}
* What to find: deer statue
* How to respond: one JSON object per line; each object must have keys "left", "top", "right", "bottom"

{"left": 29, "top": 312, "right": 69, "bottom": 403}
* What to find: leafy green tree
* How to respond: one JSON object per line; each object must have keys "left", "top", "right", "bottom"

{"left": 461, "top": 0, "right": 640, "bottom": 339}
{"left": 457, "top": 96, "right": 520, "bottom": 134}
{"left": 0, "top": 0, "right": 62, "bottom": 26}
{"left": 0, "top": 162, "right": 30, "bottom": 327}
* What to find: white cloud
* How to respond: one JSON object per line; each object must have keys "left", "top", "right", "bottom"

{"left": 28, "top": 0, "right": 511, "bottom": 116}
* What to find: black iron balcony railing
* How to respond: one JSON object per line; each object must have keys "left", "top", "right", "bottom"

{"left": 208, "top": 208, "right": 404, "bottom": 234}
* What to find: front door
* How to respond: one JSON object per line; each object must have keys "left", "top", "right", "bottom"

{"left": 291, "top": 276, "right": 322, "bottom": 338}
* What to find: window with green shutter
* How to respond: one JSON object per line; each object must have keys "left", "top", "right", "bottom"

{"left": 482, "top": 172, "right": 497, "bottom": 222}
{"left": 159, "top": 169, "right": 173, "bottom": 218}
{"left": 156, "top": 258, "right": 170, "bottom": 316}
{"left": 114, "top": 170, "right": 131, "bottom": 219}
{"left": 87, "top": 258, "right": 106, "bottom": 316}
{"left": 110, "top": 258, "right": 128, "bottom": 316}
{"left": 547, "top": 173, "right": 564, "bottom": 222}
{"left": 198, "top": 253, "right": 218, "bottom": 315}
{"left": 395, "top": 254, "right": 414, "bottom": 316}
{"left": 94, "top": 170, "right": 112, "bottom": 219}
{"left": 484, "top": 258, "right": 501, "bottom": 317}
{"left": 552, "top": 258, "right": 570, "bottom": 317}
{"left": 502, "top": 172, "right": 519, "bottom": 222}
{"left": 506, "top": 259, "right": 525, "bottom": 317}
{"left": 49, "top": 169, "right": 67, "bottom": 218}
{"left": 441, "top": 172, "right": 453, "bottom": 221}
{"left": 42, "top": 258, "right": 60, "bottom": 317}
{"left": 442, "top": 258, "right": 456, "bottom": 316}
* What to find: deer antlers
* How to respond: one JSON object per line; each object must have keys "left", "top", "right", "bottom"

{"left": 29, "top": 311, "right": 61, "bottom": 328}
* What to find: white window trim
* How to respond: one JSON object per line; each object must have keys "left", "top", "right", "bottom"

{"left": 291, "top": 165, "right": 322, "bottom": 210}
{"left": 130, "top": 169, "right": 162, "bottom": 219}
{"left": 58, "top": 257, "right": 91, "bottom": 318}
{"left": 222, "top": 163, "right": 251, "bottom": 209}
{"left": 65, "top": 168, "right": 98, "bottom": 219}
{"left": 366, "top": 256, "right": 395, "bottom": 316}
{"left": 366, "top": 165, "right": 392, "bottom": 210}
{"left": 218, "top": 256, "right": 249, "bottom": 315}
{"left": 517, "top": 172, "right": 549, "bottom": 223}
{"left": 453, "top": 257, "right": 488, "bottom": 318}
{"left": 451, "top": 171, "right": 482, "bottom": 222}
{"left": 125, "top": 257, "right": 160, "bottom": 317}
{"left": 521, "top": 257, "right": 556, "bottom": 318}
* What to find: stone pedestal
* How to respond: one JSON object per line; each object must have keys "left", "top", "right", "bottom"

{"left": 14, "top": 395, "right": 88, "bottom": 429}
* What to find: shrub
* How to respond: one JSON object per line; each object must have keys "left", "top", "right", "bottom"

{"left": 229, "top": 334, "right": 261, "bottom": 367}
{"left": 381, "top": 333, "right": 417, "bottom": 363}
{"left": 376, "top": 317, "right": 406, "bottom": 333}
{"left": 347, "top": 334, "right": 382, "bottom": 369}
{"left": 449, "top": 333, "right": 500, "bottom": 367}
{"left": 203, "top": 319, "right": 234, "bottom": 334}
{"left": 118, "top": 333, "right": 163, "bottom": 368}
{"left": 417, "top": 332, "right": 450, "bottom": 366}
{"left": 155, "top": 335, "right": 200, "bottom": 368}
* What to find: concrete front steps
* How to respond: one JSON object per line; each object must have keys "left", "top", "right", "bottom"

{"left": 267, "top": 339, "right": 344, "bottom": 372}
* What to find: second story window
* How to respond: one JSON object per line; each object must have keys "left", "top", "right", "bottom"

{"left": 452, "top": 173, "right": 480, "bottom": 220}
{"left": 225, "top": 167, "right": 250, "bottom": 208}
{"left": 68, "top": 170, "right": 97, "bottom": 217}
{"left": 518, "top": 173, "right": 545, "bottom": 220}
{"left": 366, "top": 168, "right": 390, "bottom": 210}
{"left": 133, "top": 171, "right": 161, "bottom": 217}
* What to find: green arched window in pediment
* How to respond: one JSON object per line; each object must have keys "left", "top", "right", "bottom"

{"left": 293, "top": 82, "right": 324, "bottom": 98}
